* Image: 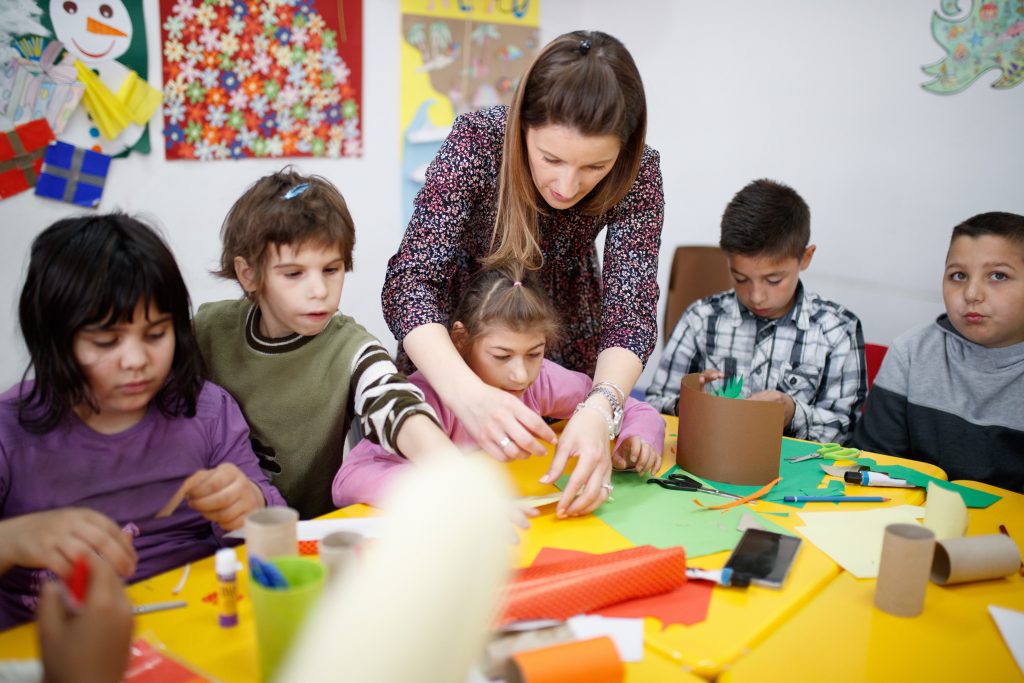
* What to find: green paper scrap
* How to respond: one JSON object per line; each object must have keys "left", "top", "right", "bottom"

{"left": 712, "top": 375, "right": 744, "bottom": 399}
{"left": 854, "top": 458, "right": 1001, "bottom": 509}
{"left": 555, "top": 470, "right": 793, "bottom": 559}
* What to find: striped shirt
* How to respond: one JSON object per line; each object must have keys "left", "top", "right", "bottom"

{"left": 645, "top": 284, "right": 866, "bottom": 444}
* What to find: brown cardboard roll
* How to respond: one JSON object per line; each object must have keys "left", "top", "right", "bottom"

{"left": 874, "top": 523, "right": 935, "bottom": 617}
{"left": 930, "top": 535, "right": 1022, "bottom": 585}
{"left": 676, "top": 373, "right": 783, "bottom": 485}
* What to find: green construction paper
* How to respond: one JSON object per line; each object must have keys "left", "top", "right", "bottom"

{"left": 854, "top": 458, "right": 1001, "bottom": 509}
{"left": 555, "top": 470, "right": 793, "bottom": 559}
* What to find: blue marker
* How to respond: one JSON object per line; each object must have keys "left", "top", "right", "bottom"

{"left": 249, "top": 556, "right": 289, "bottom": 589}
{"left": 844, "top": 471, "right": 916, "bottom": 488}
{"left": 784, "top": 495, "right": 889, "bottom": 503}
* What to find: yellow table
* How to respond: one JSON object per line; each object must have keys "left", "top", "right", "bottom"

{"left": 719, "top": 481, "right": 1024, "bottom": 683}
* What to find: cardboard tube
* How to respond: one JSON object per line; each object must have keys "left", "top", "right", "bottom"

{"left": 930, "top": 535, "right": 1022, "bottom": 585}
{"left": 874, "top": 523, "right": 935, "bottom": 617}
{"left": 245, "top": 506, "right": 299, "bottom": 559}
{"left": 505, "top": 637, "right": 624, "bottom": 683}
{"left": 676, "top": 373, "right": 783, "bottom": 485}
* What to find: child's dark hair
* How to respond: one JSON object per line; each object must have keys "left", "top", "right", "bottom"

{"left": 18, "top": 213, "right": 204, "bottom": 433}
{"left": 950, "top": 212, "right": 1024, "bottom": 251}
{"left": 719, "top": 179, "right": 810, "bottom": 260}
{"left": 450, "top": 264, "right": 562, "bottom": 352}
{"left": 215, "top": 167, "right": 355, "bottom": 293}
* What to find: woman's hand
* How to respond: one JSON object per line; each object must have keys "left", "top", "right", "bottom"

{"left": 36, "top": 554, "right": 133, "bottom": 683}
{"left": 185, "top": 464, "right": 266, "bottom": 531}
{"left": 0, "top": 509, "right": 136, "bottom": 578}
{"left": 541, "top": 406, "right": 613, "bottom": 518}
{"left": 449, "top": 378, "right": 556, "bottom": 462}
{"left": 613, "top": 436, "right": 661, "bottom": 476}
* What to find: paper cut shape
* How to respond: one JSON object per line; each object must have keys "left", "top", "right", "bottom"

{"left": 567, "top": 616, "right": 643, "bottom": 662}
{"left": 989, "top": 606, "right": 1024, "bottom": 676}
{"left": 922, "top": 0, "right": 1024, "bottom": 94}
{"left": 0, "top": 117, "right": 53, "bottom": 199}
{"left": 505, "top": 636, "right": 623, "bottom": 683}
{"left": 794, "top": 505, "right": 925, "bottom": 578}
{"left": 530, "top": 547, "right": 713, "bottom": 628}
{"left": 923, "top": 481, "right": 968, "bottom": 539}
{"left": 0, "top": 40, "right": 84, "bottom": 134}
{"left": 116, "top": 70, "right": 161, "bottom": 126}
{"left": 34, "top": 141, "right": 110, "bottom": 207}
{"left": 500, "top": 546, "right": 686, "bottom": 625}
{"left": 123, "top": 638, "right": 214, "bottom": 682}
{"left": 854, "top": 458, "right": 1001, "bottom": 508}
{"left": 74, "top": 59, "right": 131, "bottom": 140}
{"left": 875, "top": 523, "right": 935, "bottom": 618}
{"left": 931, "top": 535, "right": 1022, "bottom": 585}
{"left": 677, "top": 373, "right": 782, "bottom": 485}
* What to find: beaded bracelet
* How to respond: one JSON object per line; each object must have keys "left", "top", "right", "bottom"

{"left": 573, "top": 401, "right": 617, "bottom": 440}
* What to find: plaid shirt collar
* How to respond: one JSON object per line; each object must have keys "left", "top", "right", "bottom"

{"left": 725, "top": 281, "right": 811, "bottom": 331}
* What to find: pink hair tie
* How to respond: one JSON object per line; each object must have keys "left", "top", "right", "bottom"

{"left": 513, "top": 281, "right": 523, "bottom": 287}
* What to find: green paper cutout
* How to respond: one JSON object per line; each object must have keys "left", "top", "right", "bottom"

{"left": 555, "top": 470, "right": 793, "bottom": 559}
{"left": 712, "top": 375, "right": 744, "bottom": 399}
{"left": 854, "top": 458, "right": 1001, "bottom": 509}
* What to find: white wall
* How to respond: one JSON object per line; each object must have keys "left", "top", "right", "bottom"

{"left": 2, "top": 0, "right": 1022, "bottom": 390}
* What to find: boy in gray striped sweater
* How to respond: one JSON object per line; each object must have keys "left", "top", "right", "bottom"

{"left": 195, "top": 169, "right": 460, "bottom": 518}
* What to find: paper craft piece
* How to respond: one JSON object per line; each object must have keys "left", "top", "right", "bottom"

{"left": 931, "top": 535, "right": 1022, "bottom": 586}
{"left": 923, "top": 481, "right": 968, "bottom": 539}
{"left": 821, "top": 463, "right": 862, "bottom": 478}
{"left": 500, "top": 546, "right": 686, "bottom": 625}
{"left": 530, "top": 547, "right": 713, "bottom": 628}
{"left": 693, "top": 477, "right": 780, "bottom": 510}
{"left": 738, "top": 512, "right": 766, "bottom": 532}
{"left": 854, "top": 458, "right": 1001, "bottom": 508}
{"left": 556, "top": 469, "right": 792, "bottom": 558}
{"left": 74, "top": 59, "right": 131, "bottom": 140}
{"left": 875, "top": 523, "right": 935, "bottom": 618}
{"left": 989, "top": 606, "right": 1024, "bottom": 676}
{"left": 485, "top": 623, "right": 576, "bottom": 679}
{"left": 794, "top": 505, "right": 925, "bottom": 578}
{"left": 155, "top": 481, "right": 190, "bottom": 518}
{"left": 0, "top": 40, "right": 84, "bottom": 134}
{"left": 0, "top": 117, "right": 54, "bottom": 199}
{"left": 124, "top": 638, "right": 214, "bottom": 682}
{"left": 567, "top": 616, "right": 643, "bottom": 662}
{"left": 677, "top": 373, "right": 782, "bottom": 485}
{"left": 505, "top": 636, "right": 624, "bottom": 683}
{"left": 115, "top": 70, "right": 161, "bottom": 126}
{"left": 519, "top": 493, "right": 563, "bottom": 508}
{"left": 34, "top": 141, "right": 111, "bottom": 207}
{"left": 226, "top": 516, "right": 383, "bottom": 542}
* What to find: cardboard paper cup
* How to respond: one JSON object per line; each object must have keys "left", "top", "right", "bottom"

{"left": 930, "top": 534, "right": 1022, "bottom": 585}
{"left": 249, "top": 556, "right": 326, "bottom": 681}
{"left": 318, "top": 530, "right": 363, "bottom": 582}
{"left": 246, "top": 506, "right": 298, "bottom": 559}
{"left": 874, "top": 523, "right": 935, "bottom": 617}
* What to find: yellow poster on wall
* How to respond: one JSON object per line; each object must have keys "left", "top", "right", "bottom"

{"left": 400, "top": 0, "right": 540, "bottom": 223}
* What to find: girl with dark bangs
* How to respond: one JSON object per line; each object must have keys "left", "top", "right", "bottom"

{"left": 0, "top": 214, "right": 283, "bottom": 631}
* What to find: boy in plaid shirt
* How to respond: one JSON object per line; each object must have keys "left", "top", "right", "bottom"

{"left": 646, "top": 179, "right": 867, "bottom": 444}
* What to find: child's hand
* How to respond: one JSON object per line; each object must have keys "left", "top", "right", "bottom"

{"left": 748, "top": 390, "right": 796, "bottom": 426}
{"left": 697, "top": 369, "right": 725, "bottom": 387}
{"left": 36, "top": 554, "right": 133, "bottom": 683}
{"left": 185, "top": 464, "right": 265, "bottom": 531}
{"left": 508, "top": 503, "right": 539, "bottom": 544}
{"left": 541, "top": 406, "right": 613, "bottom": 518}
{"left": 0, "top": 509, "right": 137, "bottom": 578}
{"left": 612, "top": 436, "right": 661, "bottom": 476}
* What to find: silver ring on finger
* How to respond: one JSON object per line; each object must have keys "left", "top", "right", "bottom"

{"left": 499, "top": 437, "right": 512, "bottom": 448}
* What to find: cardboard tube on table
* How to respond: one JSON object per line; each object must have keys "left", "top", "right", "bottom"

{"left": 930, "top": 535, "right": 1022, "bottom": 585}
{"left": 245, "top": 506, "right": 299, "bottom": 559}
{"left": 874, "top": 523, "right": 935, "bottom": 617}
{"left": 676, "top": 373, "right": 783, "bottom": 485}
{"left": 505, "top": 636, "right": 624, "bottom": 683}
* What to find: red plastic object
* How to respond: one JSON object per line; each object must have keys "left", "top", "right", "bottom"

{"left": 865, "top": 343, "right": 888, "bottom": 389}
{"left": 66, "top": 556, "right": 89, "bottom": 605}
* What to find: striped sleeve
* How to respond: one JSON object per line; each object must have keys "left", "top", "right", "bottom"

{"left": 349, "top": 342, "right": 440, "bottom": 456}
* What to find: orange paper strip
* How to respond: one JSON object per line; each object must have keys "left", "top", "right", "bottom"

{"left": 500, "top": 545, "right": 686, "bottom": 625}
{"left": 505, "top": 636, "right": 623, "bottom": 683}
{"left": 692, "top": 477, "right": 782, "bottom": 510}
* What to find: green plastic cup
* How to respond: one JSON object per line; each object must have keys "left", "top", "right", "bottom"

{"left": 249, "top": 556, "right": 326, "bottom": 681}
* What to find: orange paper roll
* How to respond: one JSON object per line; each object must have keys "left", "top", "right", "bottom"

{"left": 505, "top": 636, "right": 624, "bottom": 683}
{"left": 500, "top": 546, "right": 686, "bottom": 625}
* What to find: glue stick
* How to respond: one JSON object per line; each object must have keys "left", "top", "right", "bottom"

{"left": 215, "top": 548, "right": 239, "bottom": 628}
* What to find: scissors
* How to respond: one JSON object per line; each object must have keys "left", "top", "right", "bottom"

{"left": 786, "top": 442, "right": 860, "bottom": 463}
{"left": 646, "top": 473, "right": 744, "bottom": 500}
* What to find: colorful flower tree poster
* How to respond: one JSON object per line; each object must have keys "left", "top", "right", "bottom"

{"left": 922, "top": 0, "right": 1024, "bottom": 93}
{"left": 34, "top": 0, "right": 154, "bottom": 157}
{"left": 159, "top": 0, "right": 362, "bottom": 160}
{"left": 400, "top": 0, "right": 539, "bottom": 223}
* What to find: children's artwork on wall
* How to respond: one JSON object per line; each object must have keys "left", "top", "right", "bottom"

{"left": 0, "top": 118, "right": 54, "bottom": 200}
{"left": 922, "top": 0, "right": 1024, "bottom": 94}
{"left": 159, "top": 0, "right": 363, "bottom": 161}
{"left": 34, "top": 139, "right": 111, "bottom": 207}
{"left": 400, "top": 0, "right": 539, "bottom": 223}
{"left": 35, "top": 0, "right": 156, "bottom": 157}
{"left": 0, "top": 40, "right": 84, "bottom": 135}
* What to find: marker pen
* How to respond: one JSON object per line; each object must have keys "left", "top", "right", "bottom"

{"left": 215, "top": 548, "right": 239, "bottom": 628}
{"left": 844, "top": 471, "right": 916, "bottom": 488}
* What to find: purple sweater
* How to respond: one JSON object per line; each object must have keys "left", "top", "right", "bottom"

{"left": 333, "top": 359, "right": 666, "bottom": 508}
{"left": 0, "top": 381, "right": 284, "bottom": 630}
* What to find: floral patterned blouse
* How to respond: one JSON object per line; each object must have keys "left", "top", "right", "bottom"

{"left": 383, "top": 106, "right": 665, "bottom": 376}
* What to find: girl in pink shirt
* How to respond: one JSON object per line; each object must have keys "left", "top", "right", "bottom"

{"left": 333, "top": 266, "right": 665, "bottom": 508}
